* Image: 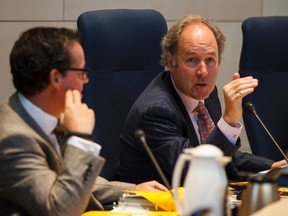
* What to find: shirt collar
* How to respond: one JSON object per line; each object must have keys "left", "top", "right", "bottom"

{"left": 18, "top": 93, "right": 58, "bottom": 135}
{"left": 170, "top": 77, "right": 204, "bottom": 113}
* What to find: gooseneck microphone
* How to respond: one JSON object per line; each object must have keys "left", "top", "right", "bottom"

{"left": 245, "top": 101, "right": 288, "bottom": 163}
{"left": 134, "top": 129, "right": 171, "bottom": 190}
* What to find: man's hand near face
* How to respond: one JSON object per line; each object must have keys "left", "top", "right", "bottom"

{"left": 60, "top": 89, "right": 95, "bottom": 134}
{"left": 222, "top": 72, "right": 258, "bottom": 127}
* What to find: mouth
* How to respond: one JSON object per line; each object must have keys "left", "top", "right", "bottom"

{"left": 195, "top": 82, "right": 208, "bottom": 87}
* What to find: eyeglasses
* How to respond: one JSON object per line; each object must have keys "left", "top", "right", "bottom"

{"left": 61, "top": 67, "right": 90, "bottom": 80}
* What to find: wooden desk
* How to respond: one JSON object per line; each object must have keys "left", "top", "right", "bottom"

{"left": 251, "top": 196, "right": 288, "bottom": 216}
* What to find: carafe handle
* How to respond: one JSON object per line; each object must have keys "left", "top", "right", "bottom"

{"left": 172, "top": 153, "right": 191, "bottom": 216}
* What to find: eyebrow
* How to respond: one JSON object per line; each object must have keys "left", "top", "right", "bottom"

{"left": 186, "top": 50, "right": 217, "bottom": 56}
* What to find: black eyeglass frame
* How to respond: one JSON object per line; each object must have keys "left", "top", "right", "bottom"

{"left": 60, "top": 67, "right": 91, "bottom": 79}
{"left": 62, "top": 67, "right": 90, "bottom": 72}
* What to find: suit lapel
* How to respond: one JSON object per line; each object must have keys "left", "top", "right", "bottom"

{"left": 205, "top": 87, "right": 222, "bottom": 124}
{"left": 164, "top": 73, "right": 200, "bottom": 146}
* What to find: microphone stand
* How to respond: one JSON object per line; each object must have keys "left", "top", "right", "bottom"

{"left": 245, "top": 101, "right": 288, "bottom": 163}
{"left": 135, "top": 129, "right": 172, "bottom": 190}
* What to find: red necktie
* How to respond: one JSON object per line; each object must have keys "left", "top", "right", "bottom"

{"left": 194, "top": 101, "right": 215, "bottom": 143}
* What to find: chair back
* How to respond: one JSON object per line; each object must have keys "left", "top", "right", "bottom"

{"left": 77, "top": 9, "right": 167, "bottom": 179}
{"left": 239, "top": 16, "right": 288, "bottom": 160}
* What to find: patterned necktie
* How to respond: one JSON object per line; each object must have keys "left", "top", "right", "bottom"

{"left": 194, "top": 101, "right": 215, "bottom": 143}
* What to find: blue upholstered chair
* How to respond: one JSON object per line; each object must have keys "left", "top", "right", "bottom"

{"left": 239, "top": 16, "right": 288, "bottom": 161}
{"left": 77, "top": 9, "right": 167, "bottom": 180}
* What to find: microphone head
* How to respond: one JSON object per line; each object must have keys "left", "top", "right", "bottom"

{"left": 245, "top": 101, "right": 256, "bottom": 114}
{"left": 134, "top": 129, "right": 146, "bottom": 141}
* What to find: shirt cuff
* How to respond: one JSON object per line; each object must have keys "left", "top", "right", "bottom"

{"left": 67, "top": 136, "right": 101, "bottom": 157}
{"left": 217, "top": 117, "right": 242, "bottom": 145}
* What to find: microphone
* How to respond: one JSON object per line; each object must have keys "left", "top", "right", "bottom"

{"left": 245, "top": 101, "right": 288, "bottom": 163}
{"left": 134, "top": 129, "right": 171, "bottom": 190}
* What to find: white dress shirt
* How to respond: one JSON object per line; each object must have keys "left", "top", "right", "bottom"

{"left": 18, "top": 93, "right": 101, "bottom": 157}
{"left": 171, "top": 79, "right": 242, "bottom": 145}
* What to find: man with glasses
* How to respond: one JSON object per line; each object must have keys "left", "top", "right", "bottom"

{"left": 0, "top": 27, "right": 166, "bottom": 216}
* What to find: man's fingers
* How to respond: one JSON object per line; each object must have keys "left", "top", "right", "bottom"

{"left": 72, "top": 90, "right": 82, "bottom": 104}
{"left": 227, "top": 76, "right": 258, "bottom": 95}
{"left": 65, "top": 89, "right": 81, "bottom": 106}
{"left": 65, "top": 90, "right": 73, "bottom": 107}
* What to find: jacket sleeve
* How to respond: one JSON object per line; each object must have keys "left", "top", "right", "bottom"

{"left": 233, "top": 150, "right": 274, "bottom": 172}
{"left": 92, "top": 176, "right": 136, "bottom": 205}
{"left": 0, "top": 134, "right": 105, "bottom": 216}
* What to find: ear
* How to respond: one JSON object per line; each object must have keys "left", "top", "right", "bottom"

{"left": 49, "top": 69, "right": 62, "bottom": 88}
{"left": 167, "top": 53, "right": 175, "bottom": 72}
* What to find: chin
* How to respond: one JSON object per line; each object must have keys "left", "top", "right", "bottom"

{"left": 191, "top": 92, "right": 210, "bottom": 100}
{"left": 200, "top": 88, "right": 214, "bottom": 99}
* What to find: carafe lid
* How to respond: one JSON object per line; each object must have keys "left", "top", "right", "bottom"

{"left": 184, "top": 144, "right": 223, "bottom": 158}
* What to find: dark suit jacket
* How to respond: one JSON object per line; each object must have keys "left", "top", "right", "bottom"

{"left": 118, "top": 71, "right": 274, "bottom": 184}
{"left": 0, "top": 93, "right": 106, "bottom": 216}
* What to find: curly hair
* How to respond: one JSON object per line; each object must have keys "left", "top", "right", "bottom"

{"left": 10, "top": 27, "right": 81, "bottom": 96}
{"left": 161, "top": 14, "right": 226, "bottom": 68}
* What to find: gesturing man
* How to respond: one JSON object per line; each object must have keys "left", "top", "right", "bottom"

{"left": 118, "top": 14, "right": 286, "bottom": 185}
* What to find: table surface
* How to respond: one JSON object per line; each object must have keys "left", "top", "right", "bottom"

{"left": 251, "top": 196, "right": 288, "bottom": 216}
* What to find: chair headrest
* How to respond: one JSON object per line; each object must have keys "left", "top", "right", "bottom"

{"left": 77, "top": 9, "right": 168, "bottom": 72}
{"left": 240, "top": 16, "right": 288, "bottom": 73}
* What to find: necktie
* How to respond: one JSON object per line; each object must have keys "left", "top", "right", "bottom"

{"left": 53, "top": 125, "right": 67, "bottom": 154}
{"left": 194, "top": 101, "right": 215, "bottom": 143}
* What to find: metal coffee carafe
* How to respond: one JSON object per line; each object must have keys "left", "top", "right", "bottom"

{"left": 238, "top": 167, "right": 284, "bottom": 216}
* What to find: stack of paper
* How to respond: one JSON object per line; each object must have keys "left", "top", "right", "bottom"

{"left": 82, "top": 188, "right": 183, "bottom": 216}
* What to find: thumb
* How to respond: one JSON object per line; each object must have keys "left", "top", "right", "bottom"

{"left": 233, "top": 72, "right": 240, "bottom": 80}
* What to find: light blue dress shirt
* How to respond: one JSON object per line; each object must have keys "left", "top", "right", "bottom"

{"left": 18, "top": 93, "right": 101, "bottom": 157}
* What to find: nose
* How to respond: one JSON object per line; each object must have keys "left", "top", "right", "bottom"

{"left": 82, "top": 72, "right": 89, "bottom": 83}
{"left": 83, "top": 77, "right": 89, "bottom": 84}
{"left": 196, "top": 61, "right": 208, "bottom": 77}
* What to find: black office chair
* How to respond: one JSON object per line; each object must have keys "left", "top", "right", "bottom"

{"left": 239, "top": 16, "right": 288, "bottom": 161}
{"left": 77, "top": 9, "right": 167, "bottom": 180}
